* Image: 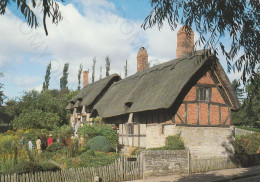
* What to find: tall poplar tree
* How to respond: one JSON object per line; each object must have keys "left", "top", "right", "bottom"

{"left": 77, "top": 63, "right": 83, "bottom": 91}
{"left": 105, "top": 56, "right": 111, "bottom": 77}
{"left": 60, "top": 63, "right": 69, "bottom": 90}
{"left": 100, "top": 66, "right": 102, "bottom": 80}
{"left": 92, "top": 57, "right": 96, "bottom": 83}
{"left": 124, "top": 60, "right": 128, "bottom": 78}
{"left": 0, "top": 72, "right": 5, "bottom": 108}
{"left": 42, "top": 62, "right": 51, "bottom": 91}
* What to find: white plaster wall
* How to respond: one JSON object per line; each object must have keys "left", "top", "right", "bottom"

{"left": 146, "top": 125, "right": 235, "bottom": 157}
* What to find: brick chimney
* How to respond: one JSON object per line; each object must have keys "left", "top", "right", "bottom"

{"left": 176, "top": 26, "right": 194, "bottom": 58}
{"left": 137, "top": 47, "right": 148, "bottom": 72}
{"left": 83, "top": 70, "right": 89, "bottom": 87}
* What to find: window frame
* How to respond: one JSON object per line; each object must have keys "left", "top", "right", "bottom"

{"left": 197, "top": 86, "right": 211, "bottom": 102}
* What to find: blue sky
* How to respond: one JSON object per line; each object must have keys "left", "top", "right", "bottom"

{"left": 0, "top": 0, "right": 241, "bottom": 100}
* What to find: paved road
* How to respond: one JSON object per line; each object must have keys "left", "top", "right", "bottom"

{"left": 233, "top": 175, "right": 260, "bottom": 182}
{"left": 128, "top": 165, "right": 260, "bottom": 182}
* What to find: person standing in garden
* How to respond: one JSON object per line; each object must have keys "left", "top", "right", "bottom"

{"left": 47, "top": 134, "right": 53, "bottom": 146}
{"left": 36, "top": 136, "right": 42, "bottom": 154}
{"left": 21, "top": 136, "right": 24, "bottom": 145}
{"left": 28, "top": 138, "right": 33, "bottom": 151}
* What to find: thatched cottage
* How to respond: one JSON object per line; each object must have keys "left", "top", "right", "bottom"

{"left": 66, "top": 73, "right": 120, "bottom": 133}
{"left": 68, "top": 27, "right": 240, "bottom": 157}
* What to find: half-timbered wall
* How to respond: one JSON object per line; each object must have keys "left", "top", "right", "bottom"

{"left": 175, "top": 71, "right": 231, "bottom": 126}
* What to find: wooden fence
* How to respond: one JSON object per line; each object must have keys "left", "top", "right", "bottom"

{"left": 0, "top": 155, "right": 143, "bottom": 182}
{"left": 190, "top": 157, "right": 238, "bottom": 173}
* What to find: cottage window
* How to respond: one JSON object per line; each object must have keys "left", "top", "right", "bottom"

{"left": 128, "top": 123, "right": 134, "bottom": 135}
{"left": 82, "top": 116, "right": 86, "bottom": 123}
{"left": 198, "top": 87, "right": 210, "bottom": 101}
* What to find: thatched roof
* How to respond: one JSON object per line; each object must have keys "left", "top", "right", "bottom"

{"left": 66, "top": 74, "right": 121, "bottom": 110}
{"left": 92, "top": 50, "right": 240, "bottom": 118}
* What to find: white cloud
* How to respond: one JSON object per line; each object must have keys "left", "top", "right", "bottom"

{"left": 0, "top": 0, "right": 242, "bottom": 99}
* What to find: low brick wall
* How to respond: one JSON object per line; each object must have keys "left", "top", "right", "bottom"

{"left": 142, "top": 150, "right": 189, "bottom": 178}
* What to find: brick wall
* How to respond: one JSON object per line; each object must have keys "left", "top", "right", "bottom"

{"left": 142, "top": 150, "right": 189, "bottom": 178}
{"left": 175, "top": 71, "right": 231, "bottom": 126}
{"left": 176, "top": 26, "right": 194, "bottom": 58}
{"left": 83, "top": 71, "right": 89, "bottom": 87}
{"left": 137, "top": 47, "right": 148, "bottom": 72}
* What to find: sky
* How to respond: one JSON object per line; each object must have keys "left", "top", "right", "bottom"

{"left": 0, "top": 0, "right": 242, "bottom": 100}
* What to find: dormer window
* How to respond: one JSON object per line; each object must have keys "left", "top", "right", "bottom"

{"left": 198, "top": 87, "right": 210, "bottom": 101}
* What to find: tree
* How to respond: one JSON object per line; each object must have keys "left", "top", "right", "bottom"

{"left": 142, "top": 0, "right": 259, "bottom": 83}
{"left": 105, "top": 56, "right": 111, "bottom": 77}
{"left": 231, "top": 79, "right": 244, "bottom": 103}
{"left": 77, "top": 63, "right": 83, "bottom": 91}
{"left": 232, "top": 68, "right": 260, "bottom": 127}
{"left": 100, "top": 66, "right": 102, "bottom": 80}
{"left": 0, "top": 0, "right": 64, "bottom": 36}
{"left": 92, "top": 57, "right": 96, "bottom": 83}
{"left": 124, "top": 60, "right": 128, "bottom": 78}
{"left": 0, "top": 72, "right": 5, "bottom": 108}
{"left": 11, "top": 107, "right": 61, "bottom": 130}
{"left": 60, "top": 63, "right": 69, "bottom": 90}
{"left": 42, "top": 62, "right": 51, "bottom": 92}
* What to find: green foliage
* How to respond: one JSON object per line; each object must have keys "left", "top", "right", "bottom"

{"left": 46, "top": 142, "right": 64, "bottom": 152}
{"left": 40, "top": 162, "right": 61, "bottom": 172}
{"left": 60, "top": 63, "right": 69, "bottom": 90}
{"left": 0, "top": 72, "right": 5, "bottom": 108}
{"left": 124, "top": 60, "right": 128, "bottom": 78}
{"left": 0, "top": 0, "right": 63, "bottom": 36}
{"left": 98, "top": 126, "right": 118, "bottom": 149}
{"left": 105, "top": 56, "right": 111, "bottom": 77}
{"left": 86, "top": 136, "right": 113, "bottom": 153}
{"left": 143, "top": 1, "right": 259, "bottom": 83}
{"left": 78, "top": 125, "right": 98, "bottom": 141}
{"left": 235, "top": 133, "right": 260, "bottom": 154}
{"left": 92, "top": 57, "right": 96, "bottom": 83}
{"left": 231, "top": 79, "right": 244, "bottom": 103}
{"left": 12, "top": 108, "right": 60, "bottom": 130}
{"left": 0, "top": 135, "right": 20, "bottom": 153}
{"left": 147, "top": 134, "right": 185, "bottom": 150}
{"left": 147, "top": 147, "right": 166, "bottom": 150}
{"left": 78, "top": 151, "right": 118, "bottom": 168}
{"left": 165, "top": 134, "right": 185, "bottom": 150}
{"left": 236, "top": 126, "right": 260, "bottom": 133}
{"left": 2, "top": 89, "right": 78, "bottom": 130}
{"left": 232, "top": 71, "right": 260, "bottom": 127}
{"left": 42, "top": 62, "right": 51, "bottom": 91}
{"left": 3, "top": 162, "right": 43, "bottom": 174}
{"left": 77, "top": 63, "right": 83, "bottom": 91}
{"left": 53, "top": 125, "right": 73, "bottom": 144}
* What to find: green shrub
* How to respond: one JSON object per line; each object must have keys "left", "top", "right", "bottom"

{"left": 0, "top": 134, "right": 20, "bottom": 153}
{"left": 86, "top": 136, "right": 113, "bottom": 152}
{"left": 46, "top": 142, "right": 64, "bottom": 152}
{"left": 165, "top": 134, "right": 185, "bottom": 150}
{"left": 147, "top": 134, "right": 185, "bottom": 151}
{"left": 53, "top": 125, "right": 73, "bottom": 144}
{"left": 3, "top": 162, "right": 43, "bottom": 174}
{"left": 41, "top": 162, "right": 61, "bottom": 172}
{"left": 235, "top": 133, "right": 260, "bottom": 154}
{"left": 147, "top": 147, "right": 166, "bottom": 150}
{"left": 78, "top": 151, "right": 118, "bottom": 167}
{"left": 78, "top": 125, "right": 98, "bottom": 141}
{"left": 98, "top": 126, "right": 118, "bottom": 149}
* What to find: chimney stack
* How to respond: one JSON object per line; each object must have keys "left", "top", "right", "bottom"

{"left": 137, "top": 47, "right": 148, "bottom": 72}
{"left": 176, "top": 26, "right": 194, "bottom": 58}
{"left": 83, "top": 70, "right": 89, "bottom": 87}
